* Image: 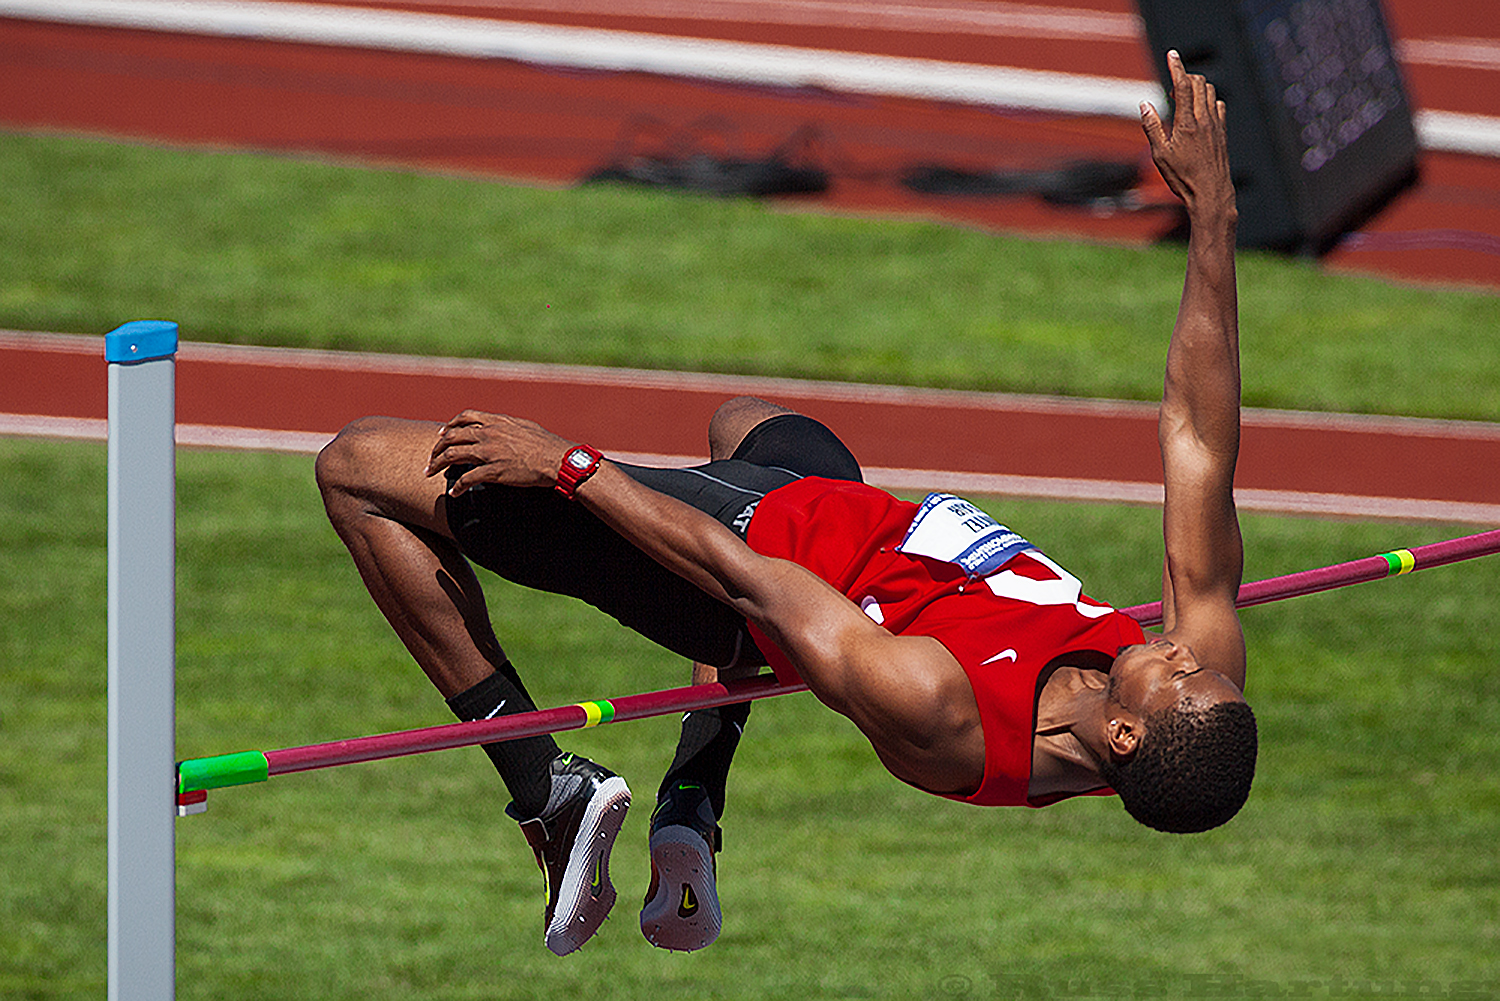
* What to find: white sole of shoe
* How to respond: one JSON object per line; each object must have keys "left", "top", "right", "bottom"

{"left": 640, "top": 824, "right": 721, "bottom": 952}
{"left": 545, "top": 775, "right": 631, "bottom": 956}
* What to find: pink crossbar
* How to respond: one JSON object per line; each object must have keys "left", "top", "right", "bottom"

{"left": 263, "top": 673, "right": 807, "bottom": 778}
{"left": 194, "top": 529, "right": 1499, "bottom": 789}
{"left": 1122, "top": 529, "right": 1500, "bottom": 628}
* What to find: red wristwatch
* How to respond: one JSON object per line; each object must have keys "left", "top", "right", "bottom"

{"left": 554, "top": 444, "right": 603, "bottom": 499}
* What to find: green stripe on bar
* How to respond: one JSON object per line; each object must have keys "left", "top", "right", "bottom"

{"left": 179, "top": 751, "right": 270, "bottom": 793}
{"left": 576, "top": 700, "right": 616, "bottom": 727}
{"left": 1381, "top": 549, "right": 1416, "bottom": 576}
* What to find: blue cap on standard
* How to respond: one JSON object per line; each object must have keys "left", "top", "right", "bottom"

{"left": 105, "top": 320, "right": 179, "bottom": 363}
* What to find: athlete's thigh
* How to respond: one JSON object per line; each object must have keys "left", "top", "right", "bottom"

{"left": 444, "top": 476, "right": 752, "bottom": 667}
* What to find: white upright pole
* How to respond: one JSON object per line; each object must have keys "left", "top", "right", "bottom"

{"left": 107, "top": 320, "right": 179, "bottom": 1001}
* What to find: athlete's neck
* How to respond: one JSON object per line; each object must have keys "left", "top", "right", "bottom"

{"left": 1029, "top": 666, "right": 1111, "bottom": 799}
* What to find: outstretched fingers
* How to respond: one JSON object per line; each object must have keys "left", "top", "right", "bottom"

{"left": 1140, "top": 98, "right": 1169, "bottom": 151}
{"left": 1185, "top": 56, "right": 1211, "bottom": 127}
{"left": 1140, "top": 51, "right": 1233, "bottom": 214}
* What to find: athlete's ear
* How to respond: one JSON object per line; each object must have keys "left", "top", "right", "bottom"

{"left": 1106, "top": 714, "right": 1141, "bottom": 761}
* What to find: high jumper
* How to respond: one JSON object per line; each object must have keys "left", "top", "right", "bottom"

{"left": 315, "top": 52, "right": 1253, "bottom": 955}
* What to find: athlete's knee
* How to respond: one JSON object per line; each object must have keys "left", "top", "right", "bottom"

{"left": 317, "top": 417, "right": 388, "bottom": 498}
{"left": 317, "top": 416, "right": 454, "bottom": 536}
{"left": 708, "top": 397, "right": 795, "bottom": 459}
{"left": 316, "top": 415, "right": 434, "bottom": 514}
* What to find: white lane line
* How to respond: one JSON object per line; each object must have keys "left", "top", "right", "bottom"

{"left": 6, "top": 0, "right": 1497, "bottom": 153}
{"left": 1399, "top": 36, "right": 1500, "bottom": 72}
{"left": 0, "top": 414, "right": 336, "bottom": 454}
{"left": 9, "top": 330, "right": 1500, "bottom": 442}
{"left": 353, "top": 0, "right": 1144, "bottom": 41}
{"left": 7, "top": 412, "right": 1498, "bottom": 523}
{"left": 0, "top": 0, "right": 1157, "bottom": 119}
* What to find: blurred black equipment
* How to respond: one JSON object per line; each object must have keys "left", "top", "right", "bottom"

{"left": 1135, "top": 0, "right": 1420, "bottom": 253}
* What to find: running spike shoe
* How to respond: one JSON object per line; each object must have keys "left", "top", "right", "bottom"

{"left": 506, "top": 753, "right": 631, "bottom": 956}
{"left": 640, "top": 782, "right": 723, "bottom": 952}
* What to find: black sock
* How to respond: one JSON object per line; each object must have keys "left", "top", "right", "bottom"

{"left": 657, "top": 701, "right": 750, "bottom": 821}
{"left": 446, "top": 665, "right": 559, "bottom": 818}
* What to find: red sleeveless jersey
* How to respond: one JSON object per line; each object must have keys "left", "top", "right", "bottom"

{"left": 743, "top": 477, "right": 1145, "bottom": 807}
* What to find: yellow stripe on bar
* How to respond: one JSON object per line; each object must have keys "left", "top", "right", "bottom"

{"left": 575, "top": 700, "right": 616, "bottom": 727}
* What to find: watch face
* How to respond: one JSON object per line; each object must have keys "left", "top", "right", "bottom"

{"left": 567, "top": 449, "right": 593, "bottom": 470}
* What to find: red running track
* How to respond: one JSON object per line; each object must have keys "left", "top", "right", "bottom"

{"left": 6, "top": 330, "right": 1499, "bottom": 524}
{"left": 3, "top": 2, "right": 1500, "bottom": 523}
{"left": 5, "top": 1, "right": 1500, "bottom": 285}
{"left": 0, "top": 10, "right": 1178, "bottom": 249}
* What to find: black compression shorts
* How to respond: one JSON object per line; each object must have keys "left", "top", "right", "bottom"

{"left": 445, "top": 413, "right": 861, "bottom": 669}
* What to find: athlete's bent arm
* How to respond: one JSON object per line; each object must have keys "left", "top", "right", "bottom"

{"left": 426, "top": 415, "right": 984, "bottom": 793}
{"left": 1142, "top": 51, "right": 1246, "bottom": 690}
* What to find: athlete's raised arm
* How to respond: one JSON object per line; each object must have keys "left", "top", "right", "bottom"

{"left": 1141, "top": 52, "right": 1246, "bottom": 690}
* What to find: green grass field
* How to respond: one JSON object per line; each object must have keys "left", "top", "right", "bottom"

{"left": 5, "top": 131, "right": 1500, "bottom": 420}
{"left": 3, "top": 441, "right": 1497, "bottom": 1000}
{"left": 3, "top": 131, "right": 1500, "bottom": 999}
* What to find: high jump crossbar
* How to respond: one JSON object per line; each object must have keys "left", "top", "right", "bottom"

{"left": 1120, "top": 527, "right": 1500, "bottom": 627}
{"left": 174, "top": 525, "right": 1500, "bottom": 812}
{"left": 175, "top": 672, "right": 810, "bottom": 812}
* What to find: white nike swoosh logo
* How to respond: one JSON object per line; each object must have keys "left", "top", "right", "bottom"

{"left": 980, "top": 649, "right": 1018, "bottom": 665}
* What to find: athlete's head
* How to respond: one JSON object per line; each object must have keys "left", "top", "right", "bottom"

{"left": 1098, "top": 640, "right": 1257, "bottom": 834}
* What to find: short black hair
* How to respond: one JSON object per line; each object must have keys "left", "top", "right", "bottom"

{"left": 1099, "top": 700, "right": 1258, "bottom": 834}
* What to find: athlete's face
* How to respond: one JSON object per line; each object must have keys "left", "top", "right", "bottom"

{"left": 1107, "top": 638, "right": 1244, "bottom": 718}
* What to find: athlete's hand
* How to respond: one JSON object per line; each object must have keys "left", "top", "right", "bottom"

{"left": 424, "top": 410, "right": 573, "bottom": 496}
{"left": 1140, "top": 51, "right": 1235, "bottom": 219}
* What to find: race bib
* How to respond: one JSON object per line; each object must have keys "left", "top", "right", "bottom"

{"left": 896, "top": 493, "right": 1033, "bottom": 577}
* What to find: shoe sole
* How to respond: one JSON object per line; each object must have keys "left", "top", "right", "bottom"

{"left": 545, "top": 775, "right": 631, "bottom": 956}
{"left": 640, "top": 824, "right": 721, "bottom": 952}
